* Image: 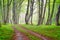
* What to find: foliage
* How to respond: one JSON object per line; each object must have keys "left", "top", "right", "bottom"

{"left": 0, "top": 24, "right": 14, "bottom": 40}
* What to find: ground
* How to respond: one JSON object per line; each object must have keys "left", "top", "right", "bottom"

{"left": 0, "top": 24, "right": 60, "bottom": 40}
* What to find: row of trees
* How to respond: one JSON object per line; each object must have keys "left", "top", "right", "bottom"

{"left": 0, "top": 0, "right": 24, "bottom": 24}
{"left": 0, "top": 0, "right": 60, "bottom": 26}
{"left": 25, "top": 0, "right": 60, "bottom": 25}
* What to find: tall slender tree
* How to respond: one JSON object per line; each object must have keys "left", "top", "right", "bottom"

{"left": 56, "top": 5, "right": 60, "bottom": 26}
{"left": 46, "top": 0, "right": 50, "bottom": 25}
{"left": 46, "top": 0, "right": 56, "bottom": 25}
{"left": 49, "top": 0, "right": 56, "bottom": 25}
{"left": 6, "top": 0, "right": 12, "bottom": 23}
{"left": 13, "top": 0, "right": 17, "bottom": 24}
{"left": 37, "top": 0, "right": 41, "bottom": 25}
{"left": 2, "top": 0, "right": 7, "bottom": 24}
{"left": 40, "top": 0, "right": 44, "bottom": 24}
{"left": 25, "top": 0, "right": 30, "bottom": 24}
{"left": 30, "top": 0, "right": 34, "bottom": 25}
{"left": 42, "top": 0, "right": 47, "bottom": 24}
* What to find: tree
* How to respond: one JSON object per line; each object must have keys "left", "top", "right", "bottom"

{"left": 30, "top": 0, "right": 34, "bottom": 25}
{"left": 25, "top": 0, "right": 30, "bottom": 24}
{"left": 2, "top": 0, "right": 7, "bottom": 24}
{"left": 37, "top": 0, "right": 44, "bottom": 25}
{"left": 56, "top": 5, "right": 60, "bottom": 26}
{"left": 0, "top": 0, "right": 59, "bottom": 25}
{"left": 46, "top": 0, "right": 50, "bottom": 25}
{"left": 49, "top": 0, "right": 56, "bottom": 25}
{"left": 25, "top": 0, "right": 34, "bottom": 25}
{"left": 40, "top": 0, "right": 44, "bottom": 24}
{"left": 46, "top": 0, "right": 56, "bottom": 25}
{"left": 6, "top": 0, "right": 12, "bottom": 23}
{"left": 13, "top": 0, "right": 17, "bottom": 24}
{"left": 37, "top": 0, "right": 41, "bottom": 25}
{"left": 0, "top": 20, "right": 1, "bottom": 27}
{"left": 42, "top": 0, "right": 47, "bottom": 24}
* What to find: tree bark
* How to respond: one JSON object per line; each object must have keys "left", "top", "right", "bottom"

{"left": 42, "top": 0, "right": 47, "bottom": 24}
{"left": 0, "top": 20, "right": 1, "bottom": 27}
{"left": 40, "top": 0, "right": 44, "bottom": 24}
{"left": 37, "top": 0, "right": 41, "bottom": 25}
{"left": 56, "top": 5, "right": 60, "bottom": 26}
{"left": 46, "top": 0, "right": 50, "bottom": 25}
{"left": 30, "top": 0, "right": 34, "bottom": 25}
{"left": 2, "top": 0, "right": 6, "bottom": 24}
{"left": 25, "top": 0, "right": 30, "bottom": 24}
{"left": 49, "top": 0, "right": 56, "bottom": 25}
{"left": 6, "top": 0, "right": 12, "bottom": 23}
{"left": 13, "top": 0, "right": 17, "bottom": 24}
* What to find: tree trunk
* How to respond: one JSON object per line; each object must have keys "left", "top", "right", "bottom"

{"left": 37, "top": 0, "right": 44, "bottom": 25}
{"left": 49, "top": 0, "right": 56, "bottom": 25}
{"left": 13, "top": 0, "right": 17, "bottom": 24}
{"left": 37, "top": 0, "right": 41, "bottom": 25}
{"left": 25, "top": 0, "right": 34, "bottom": 25}
{"left": 0, "top": 20, "right": 1, "bottom": 27}
{"left": 6, "top": 0, "right": 12, "bottom": 23}
{"left": 40, "top": 0, "right": 44, "bottom": 24}
{"left": 42, "top": 0, "right": 47, "bottom": 24}
{"left": 46, "top": 0, "right": 50, "bottom": 25}
{"left": 56, "top": 5, "right": 60, "bottom": 26}
{"left": 2, "top": 0, "right": 6, "bottom": 24}
{"left": 25, "top": 0, "right": 30, "bottom": 24}
{"left": 30, "top": 0, "right": 34, "bottom": 25}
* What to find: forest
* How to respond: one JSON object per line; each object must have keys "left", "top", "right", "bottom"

{"left": 0, "top": 0, "right": 60, "bottom": 40}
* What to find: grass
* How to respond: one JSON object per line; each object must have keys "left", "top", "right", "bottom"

{"left": 0, "top": 24, "right": 14, "bottom": 40}
{"left": 22, "top": 24, "right": 60, "bottom": 40}
{"left": 15, "top": 25, "right": 41, "bottom": 40}
{"left": 1, "top": 24, "right": 60, "bottom": 40}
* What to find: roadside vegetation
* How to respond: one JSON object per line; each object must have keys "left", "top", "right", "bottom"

{"left": 22, "top": 24, "right": 60, "bottom": 40}
{"left": 0, "top": 24, "right": 14, "bottom": 40}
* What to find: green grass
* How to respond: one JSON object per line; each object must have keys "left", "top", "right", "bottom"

{"left": 15, "top": 25, "right": 41, "bottom": 40}
{"left": 0, "top": 24, "right": 14, "bottom": 40}
{"left": 22, "top": 24, "right": 60, "bottom": 40}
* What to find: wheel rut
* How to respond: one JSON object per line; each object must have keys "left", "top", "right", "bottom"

{"left": 18, "top": 25, "right": 53, "bottom": 40}
{"left": 12, "top": 26, "right": 29, "bottom": 40}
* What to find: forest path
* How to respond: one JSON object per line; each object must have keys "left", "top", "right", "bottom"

{"left": 18, "top": 25, "right": 53, "bottom": 40}
{"left": 12, "top": 26, "right": 29, "bottom": 40}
